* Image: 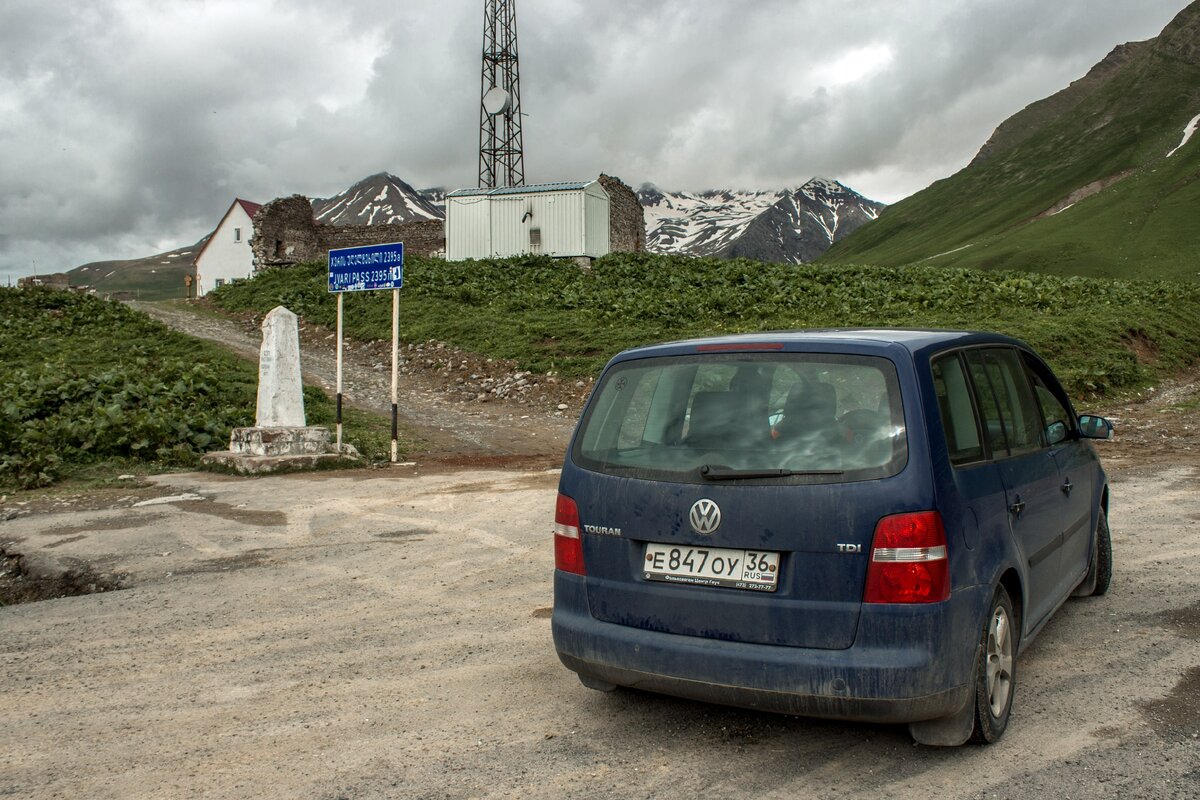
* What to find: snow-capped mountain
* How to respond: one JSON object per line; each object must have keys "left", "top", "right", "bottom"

{"left": 311, "top": 173, "right": 443, "bottom": 225}
{"left": 640, "top": 178, "right": 884, "bottom": 263}
{"left": 639, "top": 186, "right": 782, "bottom": 257}
{"left": 418, "top": 187, "right": 446, "bottom": 216}
{"left": 312, "top": 171, "right": 881, "bottom": 264}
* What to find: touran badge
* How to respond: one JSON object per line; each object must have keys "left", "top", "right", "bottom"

{"left": 689, "top": 499, "right": 722, "bottom": 535}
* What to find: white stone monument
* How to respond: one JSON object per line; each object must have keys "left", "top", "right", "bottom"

{"left": 256, "top": 307, "right": 306, "bottom": 427}
{"left": 202, "top": 305, "right": 352, "bottom": 473}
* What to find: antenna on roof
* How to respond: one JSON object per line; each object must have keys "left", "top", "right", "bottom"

{"left": 478, "top": 0, "right": 525, "bottom": 189}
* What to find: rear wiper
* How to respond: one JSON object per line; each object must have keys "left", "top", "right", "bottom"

{"left": 699, "top": 465, "right": 845, "bottom": 480}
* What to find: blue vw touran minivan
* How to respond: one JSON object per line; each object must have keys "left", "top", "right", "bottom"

{"left": 551, "top": 330, "right": 1113, "bottom": 745}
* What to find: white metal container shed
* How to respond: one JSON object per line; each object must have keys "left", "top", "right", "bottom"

{"left": 445, "top": 180, "right": 611, "bottom": 261}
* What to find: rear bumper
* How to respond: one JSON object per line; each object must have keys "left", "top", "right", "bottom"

{"left": 552, "top": 572, "right": 988, "bottom": 724}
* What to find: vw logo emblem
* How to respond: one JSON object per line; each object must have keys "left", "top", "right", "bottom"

{"left": 689, "top": 499, "right": 721, "bottom": 535}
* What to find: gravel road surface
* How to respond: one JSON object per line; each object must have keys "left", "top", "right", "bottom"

{"left": 3, "top": 303, "right": 1198, "bottom": 797}
{"left": 2, "top": 460, "right": 1197, "bottom": 799}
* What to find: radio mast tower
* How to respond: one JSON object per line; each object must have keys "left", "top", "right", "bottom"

{"left": 478, "top": 0, "right": 525, "bottom": 189}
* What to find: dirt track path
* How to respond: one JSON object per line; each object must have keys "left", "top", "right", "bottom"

{"left": 135, "top": 301, "right": 579, "bottom": 459}
{"left": 135, "top": 300, "right": 1200, "bottom": 469}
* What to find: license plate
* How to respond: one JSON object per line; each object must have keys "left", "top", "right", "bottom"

{"left": 643, "top": 543, "right": 780, "bottom": 592}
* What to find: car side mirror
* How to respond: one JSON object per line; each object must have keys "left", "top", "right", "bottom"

{"left": 1078, "top": 415, "right": 1114, "bottom": 440}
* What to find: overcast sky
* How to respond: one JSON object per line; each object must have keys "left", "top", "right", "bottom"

{"left": 0, "top": 0, "right": 1190, "bottom": 282}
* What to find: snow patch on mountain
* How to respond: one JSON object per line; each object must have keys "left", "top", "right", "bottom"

{"left": 312, "top": 173, "right": 443, "bottom": 226}
{"left": 639, "top": 185, "right": 785, "bottom": 257}
{"left": 642, "top": 178, "right": 885, "bottom": 263}
{"left": 1166, "top": 111, "right": 1200, "bottom": 158}
{"left": 419, "top": 188, "right": 446, "bottom": 215}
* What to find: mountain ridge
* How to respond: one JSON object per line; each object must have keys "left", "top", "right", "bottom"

{"left": 640, "top": 178, "right": 884, "bottom": 263}
{"left": 64, "top": 170, "right": 882, "bottom": 292}
{"left": 311, "top": 172, "right": 443, "bottom": 226}
{"left": 65, "top": 238, "right": 208, "bottom": 300}
{"left": 825, "top": 0, "right": 1200, "bottom": 281}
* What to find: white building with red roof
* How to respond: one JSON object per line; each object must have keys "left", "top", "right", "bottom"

{"left": 193, "top": 198, "right": 262, "bottom": 297}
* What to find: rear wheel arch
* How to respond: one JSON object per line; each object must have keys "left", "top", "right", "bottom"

{"left": 967, "top": 584, "right": 1018, "bottom": 744}
{"left": 998, "top": 568, "right": 1024, "bottom": 642}
{"left": 909, "top": 578, "right": 1022, "bottom": 746}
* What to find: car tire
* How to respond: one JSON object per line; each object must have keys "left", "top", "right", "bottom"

{"left": 1088, "top": 511, "right": 1113, "bottom": 597}
{"left": 969, "top": 586, "right": 1017, "bottom": 744}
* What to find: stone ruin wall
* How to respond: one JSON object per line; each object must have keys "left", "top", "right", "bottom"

{"left": 321, "top": 220, "right": 445, "bottom": 257}
{"left": 598, "top": 174, "right": 645, "bottom": 254}
{"left": 252, "top": 174, "right": 643, "bottom": 271}
{"left": 250, "top": 194, "right": 445, "bottom": 271}
{"left": 251, "top": 196, "right": 319, "bottom": 269}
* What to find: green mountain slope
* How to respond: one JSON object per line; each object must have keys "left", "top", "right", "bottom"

{"left": 66, "top": 239, "right": 205, "bottom": 300}
{"left": 825, "top": 2, "right": 1200, "bottom": 281}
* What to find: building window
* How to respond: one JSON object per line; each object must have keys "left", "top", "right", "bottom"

{"left": 234, "top": 227, "right": 242, "bottom": 242}
{"left": 214, "top": 278, "right": 225, "bottom": 288}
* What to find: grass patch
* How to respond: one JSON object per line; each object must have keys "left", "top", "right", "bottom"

{"left": 210, "top": 253, "right": 1200, "bottom": 402}
{"left": 0, "top": 288, "right": 407, "bottom": 490}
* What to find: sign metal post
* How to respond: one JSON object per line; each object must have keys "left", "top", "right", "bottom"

{"left": 327, "top": 241, "right": 405, "bottom": 462}
{"left": 391, "top": 288, "right": 400, "bottom": 463}
{"left": 335, "top": 292, "right": 344, "bottom": 449}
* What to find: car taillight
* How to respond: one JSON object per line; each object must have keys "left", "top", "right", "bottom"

{"left": 863, "top": 511, "right": 949, "bottom": 603}
{"left": 554, "top": 493, "right": 585, "bottom": 575}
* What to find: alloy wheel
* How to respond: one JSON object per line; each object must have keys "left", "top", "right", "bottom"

{"left": 986, "top": 606, "right": 1014, "bottom": 718}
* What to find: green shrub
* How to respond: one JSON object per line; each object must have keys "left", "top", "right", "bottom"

{"left": 0, "top": 288, "right": 257, "bottom": 488}
{"left": 210, "top": 253, "right": 1200, "bottom": 401}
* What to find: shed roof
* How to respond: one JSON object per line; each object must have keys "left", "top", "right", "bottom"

{"left": 448, "top": 180, "right": 596, "bottom": 198}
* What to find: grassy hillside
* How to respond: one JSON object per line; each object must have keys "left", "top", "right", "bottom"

{"left": 0, "top": 288, "right": 396, "bottom": 489}
{"left": 825, "top": 3, "right": 1200, "bottom": 280}
{"left": 66, "top": 239, "right": 205, "bottom": 300}
{"left": 914, "top": 143, "right": 1200, "bottom": 280}
{"left": 210, "top": 253, "right": 1200, "bottom": 401}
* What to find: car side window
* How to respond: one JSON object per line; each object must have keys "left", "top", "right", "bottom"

{"left": 977, "top": 348, "right": 1043, "bottom": 457}
{"left": 931, "top": 352, "right": 984, "bottom": 465}
{"left": 1022, "top": 354, "right": 1073, "bottom": 446}
{"left": 964, "top": 350, "right": 1010, "bottom": 457}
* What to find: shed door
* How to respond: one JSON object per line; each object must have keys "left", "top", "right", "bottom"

{"left": 489, "top": 198, "right": 529, "bottom": 258}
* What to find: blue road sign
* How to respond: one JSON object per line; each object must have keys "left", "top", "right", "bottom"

{"left": 328, "top": 241, "right": 405, "bottom": 292}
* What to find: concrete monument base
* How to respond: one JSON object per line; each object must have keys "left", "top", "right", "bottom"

{"left": 200, "top": 449, "right": 357, "bottom": 475}
{"left": 200, "top": 305, "right": 361, "bottom": 475}
{"left": 202, "top": 428, "right": 359, "bottom": 474}
{"left": 228, "top": 426, "right": 332, "bottom": 456}
{"left": 199, "top": 424, "right": 357, "bottom": 474}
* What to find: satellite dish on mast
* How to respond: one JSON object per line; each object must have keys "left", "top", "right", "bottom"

{"left": 483, "top": 86, "right": 512, "bottom": 116}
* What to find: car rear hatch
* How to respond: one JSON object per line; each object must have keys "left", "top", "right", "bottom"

{"left": 563, "top": 347, "right": 925, "bottom": 650}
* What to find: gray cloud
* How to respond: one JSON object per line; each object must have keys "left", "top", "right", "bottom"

{"left": 0, "top": 0, "right": 1189, "bottom": 282}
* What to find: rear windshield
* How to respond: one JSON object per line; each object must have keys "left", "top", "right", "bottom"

{"left": 573, "top": 352, "right": 907, "bottom": 484}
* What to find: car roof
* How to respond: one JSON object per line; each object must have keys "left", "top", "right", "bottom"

{"left": 609, "top": 328, "right": 1030, "bottom": 364}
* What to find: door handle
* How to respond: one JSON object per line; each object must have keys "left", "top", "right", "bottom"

{"left": 1061, "top": 479, "right": 1073, "bottom": 496}
{"left": 1009, "top": 499, "right": 1026, "bottom": 516}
